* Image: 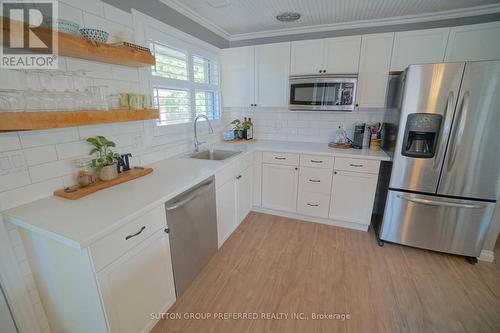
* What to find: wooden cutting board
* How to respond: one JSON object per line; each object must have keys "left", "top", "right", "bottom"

{"left": 54, "top": 167, "right": 153, "bottom": 200}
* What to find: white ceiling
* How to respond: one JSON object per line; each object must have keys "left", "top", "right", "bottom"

{"left": 161, "top": 0, "right": 500, "bottom": 40}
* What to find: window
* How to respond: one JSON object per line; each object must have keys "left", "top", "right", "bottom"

{"left": 150, "top": 40, "right": 220, "bottom": 127}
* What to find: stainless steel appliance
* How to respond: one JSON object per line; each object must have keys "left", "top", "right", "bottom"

{"left": 165, "top": 177, "right": 218, "bottom": 297}
{"left": 376, "top": 61, "right": 500, "bottom": 260}
{"left": 352, "top": 123, "right": 365, "bottom": 149}
{"left": 289, "top": 75, "right": 357, "bottom": 111}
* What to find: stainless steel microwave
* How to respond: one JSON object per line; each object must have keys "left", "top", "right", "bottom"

{"left": 288, "top": 75, "right": 357, "bottom": 111}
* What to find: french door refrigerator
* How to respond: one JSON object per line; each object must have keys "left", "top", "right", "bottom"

{"left": 378, "top": 61, "right": 500, "bottom": 258}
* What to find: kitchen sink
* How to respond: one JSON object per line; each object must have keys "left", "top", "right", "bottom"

{"left": 189, "top": 149, "right": 241, "bottom": 161}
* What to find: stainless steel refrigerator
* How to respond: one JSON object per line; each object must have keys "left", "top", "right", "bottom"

{"left": 377, "top": 61, "right": 500, "bottom": 258}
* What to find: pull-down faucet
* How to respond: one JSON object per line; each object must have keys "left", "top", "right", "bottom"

{"left": 193, "top": 114, "right": 214, "bottom": 152}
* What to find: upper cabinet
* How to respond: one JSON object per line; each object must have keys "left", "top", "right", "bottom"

{"left": 255, "top": 43, "right": 291, "bottom": 107}
{"left": 221, "top": 43, "right": 290, "bottom": 108}
{"left": 291, "top": 36, "right": 361, "bottom": 75}
{"left": 390, "top": 28, "right": 450, "bottom": 72}
{"left": 357, "top": 33, "right": 394, "bottom": 108}
{"left": 445, "top": 21, "right": 500, "bottom": 62}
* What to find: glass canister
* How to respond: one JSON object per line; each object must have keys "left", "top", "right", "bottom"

{"left": 73, "top": 158, "right": 97, "bottom": 187}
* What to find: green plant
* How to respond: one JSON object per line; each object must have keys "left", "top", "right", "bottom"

{"left": 86, "top": 136, "right": 120, "bottom": 171}
{"left": 231, "top": 119, "right": 249, "bottom": 130}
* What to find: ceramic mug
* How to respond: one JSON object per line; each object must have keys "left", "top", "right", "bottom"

{"left": 119, "top": 93, "right": 129, "bottom": 108}
{"left": 129, "top": 94, "right": 142, "bottom": 109}
{"left": 142, "top": 95, "right": 152, "bottom": 108}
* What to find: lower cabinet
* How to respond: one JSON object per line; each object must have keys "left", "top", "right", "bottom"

{"left": 262, "top": 163, "right": 299, "bottom": 212}
{"left": 97, "top": 231, "right": 176, "bottom": 333}
{"left": 237, "top": 165, "right": 253, "bottom": 223}
{"left": 329, "top": 170, "right": 378, "bottom": 225}
{"left": 216, "top": 179, "right": 238, "bottom": 247}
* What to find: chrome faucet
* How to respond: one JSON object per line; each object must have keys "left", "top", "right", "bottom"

{"left": 193, "top": 114, "right": 214, "bottom": 152}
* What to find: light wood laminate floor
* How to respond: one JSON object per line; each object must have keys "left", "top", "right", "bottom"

{"left": 151, "top": 212, "right": 500, "bottom": 333}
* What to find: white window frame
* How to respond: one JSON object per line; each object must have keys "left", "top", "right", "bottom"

{"left": 134, "top": 13, "right": 221, "bottom": 137}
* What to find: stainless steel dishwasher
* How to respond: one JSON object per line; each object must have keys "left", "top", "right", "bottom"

{"left": 165, "top": 176, "right": 218, "bottom": 297}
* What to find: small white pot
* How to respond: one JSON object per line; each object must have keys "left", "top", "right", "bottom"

{"left": 99, "top": 164, "right": 118, "bottom": 181}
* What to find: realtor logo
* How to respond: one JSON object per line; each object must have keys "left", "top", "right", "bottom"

{"left": 1, "top": 0, "right": 58, "bottom": 68}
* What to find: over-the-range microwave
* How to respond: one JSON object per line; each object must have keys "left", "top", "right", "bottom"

{"left": 288, "top": 75, "right": 357, "bottom": 111}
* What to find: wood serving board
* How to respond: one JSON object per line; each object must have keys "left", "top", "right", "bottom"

{"left": 224, "top": 139, "right": 257, "bottom": 144}
{"left": 54, "top": 167, "right": 153, "bottom": 200}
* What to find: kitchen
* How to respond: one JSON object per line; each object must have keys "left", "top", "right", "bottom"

{"left": 0, "top": 0, "right": 500, "bottom": 332}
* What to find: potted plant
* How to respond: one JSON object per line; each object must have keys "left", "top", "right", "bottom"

{"left": 231, "top": 119, "right": 248, "bottom": 140}
{"left": 86, "top": 136, "right": 121, "bottom": 181}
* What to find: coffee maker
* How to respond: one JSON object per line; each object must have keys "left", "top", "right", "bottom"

{"left": 401, "top": 113, "right": 441, "bottom": 158}
{"left": 352, "top": 123, "right": 365, "bottom": 149}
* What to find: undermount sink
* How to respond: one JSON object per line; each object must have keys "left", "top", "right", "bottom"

{"left": 189, "top": 149, "right": 241, "bottom": 161}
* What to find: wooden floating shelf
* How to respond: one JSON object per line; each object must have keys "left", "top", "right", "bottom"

{"left": 0, "top": 109, "right": 160, "bottom": 131}
{"left": 1, "top": 17, "right": 155, "bottom": 67}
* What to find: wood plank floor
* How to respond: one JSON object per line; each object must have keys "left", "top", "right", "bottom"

{"left": 151, "top": 212, "right": 500, "bottom": 333}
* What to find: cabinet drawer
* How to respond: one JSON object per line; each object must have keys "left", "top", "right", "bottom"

{"left": 215, "top": 159, "right": 238, "bottom": 188}
{"left": 334, "top": 157, "right": 380, "bottom": 174}
{"left": 300, "top": 154, "right": 334, "bottom": 169}
{"left": 298, "top": 167, "right": 333, "bottom": 194}
{"left": 90, "top": 206, "right": 166, "bottom": 272}
{"left": 237, "top": 152, "right": 254, "bottom": 173}
{"left": 297, "top": 192, "right": 330, "bottom": 218}
{"left": 262, "top": 151, "right": 299, "bottom": 166}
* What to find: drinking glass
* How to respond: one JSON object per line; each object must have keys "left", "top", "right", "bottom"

{"left": 88, "top": 85, "right": 109, "bottom": 110}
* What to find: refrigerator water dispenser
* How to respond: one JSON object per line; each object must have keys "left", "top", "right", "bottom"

{"left": 402, "top": 113, "right": 442, "bottom": 158}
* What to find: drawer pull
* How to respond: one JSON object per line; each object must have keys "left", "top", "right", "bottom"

{"left": 274, "top": 157, "right": 286, "bottom": 160}
{"left": 307, "top": 203, "right": 319, "bottom": 207}
{"left": 125, "top": 226, "right": 146, "bottom": 240}
{"left": 308, "top": 179, "right": 321, "bottom": 183}
{"left": 236, "top": 175, "right": 242, "bottom": 179}
{"left": 349, "top": 163, "right": 363, "bottom": 167}
{"left": 310, "top": 160, "right": 323, "bottom": 163}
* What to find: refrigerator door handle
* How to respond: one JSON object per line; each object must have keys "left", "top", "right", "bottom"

{"left": 397, "top": 194, "right": 484, "bottom": 209}
{"left": 433, "top": 91, "right": 454, "bottom": 170}
{"left": 446, "top": 91, "right": 469, "bottom": 172}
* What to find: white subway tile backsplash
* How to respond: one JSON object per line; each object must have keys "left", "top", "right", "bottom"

{"left": 103, "top": 3, "right": 134, "bottom": 27}
{"left": 55, "top": 141, "right": 90, "bottom": 159}
{"left": 0, "top": 132, "right": 21, "bottom": 152}
{"left": 58, "top": 1, "right": 84, "bottom": 26}
{"left": 112, "top": 65, "right": 140, "bottom": 82}
{"left": 29, "top": 159, "right": 76, "bottom": 183}
{"left": 141, "top": 150, "right": 165, "bottom": 165}
{"left": 66, "top": 58, "right": 113, "bottom": 79}
{"left": 59, "top": 0, "right": 104, "bottom": 16}
{"left": 78, "top": 123, "right": 122, "bottom": 139}
{"left": 0, "top": 171, "right": 31, "bottom": 192}
{"left": 0, "top": 178, "right": 63, "bottom": 210}
{"left": 19, "top": 128, "right": 79, "bottom": 148}
{"left": 23, "top": 146, "right": 58, "bottom": 166}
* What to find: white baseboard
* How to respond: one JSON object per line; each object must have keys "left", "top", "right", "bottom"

{"left": 478, "top": 250, "right": 495, "bottom": 262}
{"left": 251, "top": 207, "right": 369, "bottom": 232}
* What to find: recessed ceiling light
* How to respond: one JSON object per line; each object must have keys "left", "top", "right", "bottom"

{"left": 276, "top": 12, "right": 301, "bottom": 22}
{"left": 207, "top": 0, "right": 231, "bottom": 8}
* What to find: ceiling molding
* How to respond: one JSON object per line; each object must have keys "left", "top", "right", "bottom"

{"left": 160, "top": 0, "right": 232, "bottom": 40}
{"left": 159, "top": 1, "right": 500, "bottom": 42}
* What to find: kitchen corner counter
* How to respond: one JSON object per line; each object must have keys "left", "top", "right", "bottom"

{"left": 1, "top": 140, "right": 390, "bottom": 249}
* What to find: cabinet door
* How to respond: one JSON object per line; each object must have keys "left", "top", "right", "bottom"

{"left": 390, "top": 28, "right": 450, "bottom": 71}
{"left": 97, "top": 231, "right": 176, "bottom": 333}
{"left": 445, "top": 22, "right": 500, "bottom": 62}
{"left": 357, "top": 33, "right": 394, "bottom": 108}
{"left": 237, "top": 166, "right": 254, "bottom": 223}
{"left": 221, "top": 46, "right": 255, "bottom": 107}
{"left": 323, "top": 36, "right": 362, "bottom": 74}
{"left": 329, "top": 171, "right": 378, "bottom": 225}
{"left": 216, "top": 179, "right": 238, "bottom": 247}
{"left": 262, "top": 164, "right": 299, "bottom": 212}
{"left": 255, "top": 42, "right": 290, "bottom": 107}
{"left": 290, "top": 39, "right": 324, "bottom": 75}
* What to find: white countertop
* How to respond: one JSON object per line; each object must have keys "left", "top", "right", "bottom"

{"left": 2, "top": 140, "right": 390, "bottom": 249}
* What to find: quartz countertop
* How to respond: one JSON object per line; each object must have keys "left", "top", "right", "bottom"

{"left": 2, "top": 140, "right": 390, "bottom": 249}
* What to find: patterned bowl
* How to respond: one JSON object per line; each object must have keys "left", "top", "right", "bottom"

{"left": 79, "top": 28, "right": 109, "bottom": 43}
{"left": 43, "top": 19, "right": 80, "bottom": 35}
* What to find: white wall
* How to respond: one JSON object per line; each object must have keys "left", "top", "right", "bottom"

{"left": 0, "top": 1, "right": 220, "bottom": 332}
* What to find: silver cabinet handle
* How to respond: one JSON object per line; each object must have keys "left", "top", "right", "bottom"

{"left": 447, "top": 91, "right": 469, "bottom": 172}
{"left": 236, "top": 175, "right": 242, "bottom": 179}
{"left": 397, "top": 195, "right": 484, "bottom": 209}
{"left": 125, "top": 226, "right": 146, "bottom": 240}
{"left": 307, "top": 203, "right": 319, "bottom": 207}
{"left": 308, "top": 179, "right": 321, "bottom": 183}
{"left": 274, "top": 157, "right": 286, "bottom": 160}
{"left": 433, "top": 91, "right": 454, "bottom": 170}
{"left": 349, "top": 164, "right": 363, "bottom": 167}
{"left": 310, "top": 160, "right": 323, "bottom": 163}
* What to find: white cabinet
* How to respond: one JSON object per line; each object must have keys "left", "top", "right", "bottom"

{"left": 323, "top": 36, "right": 361, "bottom": 74}
{"left": 216, "top": 178, "right": 237, "bottom": 247}
{"left": 291, "top": 36, "right": 361, "bottom": 75}
{"left": 255, "top": 42, "right": 290, "bottom": 107}
{"left": 221, "top": 43, "right": 290, "bottom": 107}
{"left": 445, "top": 22, "right": 500, "bottom": 62}
{"left": 221, "top": 46, "right": 255, "bottom": 107}
{"left": 97, "top": 231, "right": 176, "bottom": 333}
{"left": 329, "top": 170, "right": 378, "bottom": 225}
{"left": 357, "top": 33, "right": 395, "bottom": 108}
{"left": 390, "top": 28, "right": 450, "bottom": 71}
{"left": 262, "top": 163, "right": 299, "bottom": 212}
{"left": 237, "top": 166, "right": 253, "bottom": 222}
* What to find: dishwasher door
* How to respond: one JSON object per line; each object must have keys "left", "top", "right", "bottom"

{"left": 165, "top": 176, "right": 218, "bottom": 297}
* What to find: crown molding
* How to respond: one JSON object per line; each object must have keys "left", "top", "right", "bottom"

{"left": 160, "top": 0, "right": 232, "bottom": 40}
{"left": 159, "top": 1, "right": 500, "bottom": 42}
